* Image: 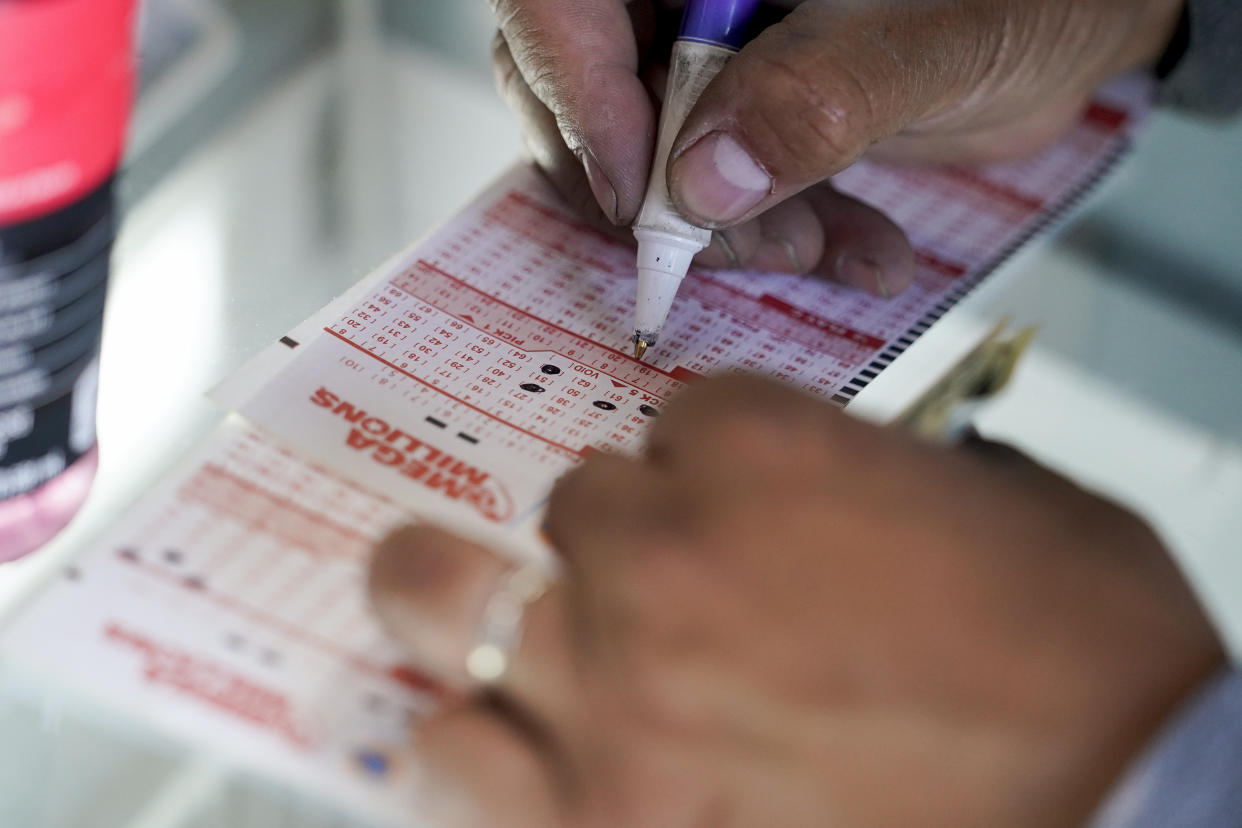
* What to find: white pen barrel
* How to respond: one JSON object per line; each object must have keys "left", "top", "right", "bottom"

{"left": 631, "top": 40, "right": 732, "bottom": 348}
{"left": 633, "top": 40, "right": 731, "bottom": 243}
{"left": 634, "top": 229, "right": 701, "bottom": 339}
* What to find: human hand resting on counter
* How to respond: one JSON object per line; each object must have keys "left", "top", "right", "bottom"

{"left": 488, "top": 0, "right": 1184, "bottom": 296}
{"left": 369, "top": 374, "right": 1222, "bottom": 827}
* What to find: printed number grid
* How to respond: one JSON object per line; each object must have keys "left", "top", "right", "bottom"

{"left": 325, "top": 96, "right": 1137, "bottom": 461}
{"left": 91, "top": 425, "right": 432, "bottom": 708}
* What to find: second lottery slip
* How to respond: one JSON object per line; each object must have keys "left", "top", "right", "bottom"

{"left": 0, "top": 78, "right": 1150, "bottom": 825}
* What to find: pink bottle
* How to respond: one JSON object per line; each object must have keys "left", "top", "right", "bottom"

{"left": 0, "top": 0, "right": 136, "bottom": 562}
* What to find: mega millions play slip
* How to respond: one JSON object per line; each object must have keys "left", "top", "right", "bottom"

{"left": 1, "top": 79, "right": 1149, "bottom": 825}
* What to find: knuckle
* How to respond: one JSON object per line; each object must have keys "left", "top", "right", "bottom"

{"left": 490, "top": 31, "right": 522, "bottom": 93}
{"left": 676, "top": 374, "right": 823, "bottom": 436}
{"left": 621, "top": 529, "right": 701, "bottom": 588}
{"left": 500, "top": 18, "right": 572, "bottom": 114}
{"left": 521, "top": 52, "right": 561, "bottom": 103}
{"left": 625, "top": 645, "right": 697, "bottom": 723}
{"left": 732, "top": 12, "right": 894, "bottom": 176}
{"left": 695, "top": 412, "right": 781, "bottom": 465}
{"left": 366, "top": 526, "right": 462, "bottom": 606}
{"left": 749, "top": 51, "right": 871, "bottom": 171}
{"left": 543, "top": 471, "right": 593, "bottom": 546}
{"left": 544, "top": 453, "right": 633, "bottom": 542}
{"left": 608, "top": 515, "right": 725, "bottom": 621}
{"left": 659, "top": 373, "right": 764, "bottom": 421}
{"left": 575, "top": 510, "right": 707, "bottom": 619}
{"left": 654, "top": 374, "right": 846, "bottom": 483}
{"left": 603, "top": 584, "right": 717, "bottom": 728}
{"left": 548, "top": 454, "right": 616, "bottom": 507}
{"left": 367, "top": 524, "right": 420, "bottom": 603}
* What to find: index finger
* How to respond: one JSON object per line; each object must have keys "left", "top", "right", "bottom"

{"left": 491, "top": 0, "right": 656, "bottom": 222}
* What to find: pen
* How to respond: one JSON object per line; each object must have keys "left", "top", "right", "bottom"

{"left": 631, "top": 0, "right": 761, "bottom": 361}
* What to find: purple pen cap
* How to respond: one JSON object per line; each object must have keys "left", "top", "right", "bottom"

{"left": 679, "top": 0, "right": 762, "bottom": 50}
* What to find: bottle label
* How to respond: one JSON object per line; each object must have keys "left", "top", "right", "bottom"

{"left": 0, "top": 228, "right": 111, "bottom": 499}
{"left": 0, "top": 0, "right": 136, "bottom": 225}
{"left": 0, "top": 360, "right": 96, "bottom": 500}
{"left": 0, "top": 0, "right": 133, "bottom": 505}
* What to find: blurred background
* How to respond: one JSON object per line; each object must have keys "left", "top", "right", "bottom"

{"left": 1, "top": 0, "right": 1240, "bottom": 826}
{"left": 1, "top": 2, "right": 521, "bottom": 826}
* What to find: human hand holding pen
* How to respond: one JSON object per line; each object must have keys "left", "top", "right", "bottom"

{"left": 489, "top": 0, "right": 1184, "bottom": 295}
{"left": 369, "top": 375, "right": 1223, "bottom": 827}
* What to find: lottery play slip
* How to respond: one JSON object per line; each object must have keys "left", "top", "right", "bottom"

{"left": 1, "top": 80, "right": 1149, "bottom": 824}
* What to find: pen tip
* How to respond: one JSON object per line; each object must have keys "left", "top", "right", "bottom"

{"left": 633, "top": 339, "right": 648, "bottom": 361}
